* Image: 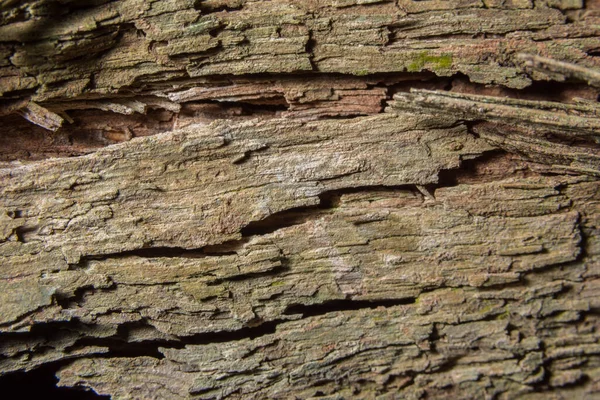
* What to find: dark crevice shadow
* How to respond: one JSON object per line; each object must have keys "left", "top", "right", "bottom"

{"left": 193, "top": 0, "right": 243, "bottom": 13}
{"left": 284, "top": 297, "right": 416, "bottom": 318}
{"left": 435, "top": 149, "right": 507, "bottom": 188}
{"left": 0, "top": 361, "right": 109, "bottom": 399}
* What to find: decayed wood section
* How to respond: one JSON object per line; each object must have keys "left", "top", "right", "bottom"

{"left": 1, "top": 0, "right": 600, "bottom": 399}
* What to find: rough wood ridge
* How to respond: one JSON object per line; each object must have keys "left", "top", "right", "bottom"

{"left": 0, "top": 0, "right": 600, "bottom": 399}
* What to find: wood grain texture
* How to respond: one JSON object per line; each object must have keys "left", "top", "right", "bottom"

{"left": 0, "top": 0, "right": 599, "bottom": 398}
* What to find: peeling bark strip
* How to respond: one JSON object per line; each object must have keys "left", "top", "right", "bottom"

{"left": 1, "top": 0, "right": 600, "bottom": 399}
{"left": 17, "top": 101, "right": 64, "bottom": 131}
{"left": 518, "top": 54, "right": 600, "bottom": 88}
{"left": 392, "top": 88, "right": 600, "bottom": 176}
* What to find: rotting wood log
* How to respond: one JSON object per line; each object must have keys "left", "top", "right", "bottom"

{"left": 1, "top": 0, "right": 600, "bottom": 399}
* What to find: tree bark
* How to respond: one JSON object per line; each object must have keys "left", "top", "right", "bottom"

{"left": 0, "top": 0, "right": 599, "bottom": 399}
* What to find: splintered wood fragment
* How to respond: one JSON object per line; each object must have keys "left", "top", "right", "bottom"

{"left": 138, "top": 96, "right": 182, "bottom": 113}
{"left": 518, "top": 53, "right": 600, "bottom": 88}
{"left": 48, "top": 96, "right": 181, "bottom": 118}
{"left": 474, "top": 123, "right": 600, "bottom": 177}
{"left": 392, "top": 89, "right": 600, "bottom": 175}
{"left": 50, "top": 99, "right": 148, "bottom": 115}
{"left": 416, "top": 184, "right": 436, "bottom": 201}
{"left": 17, "top": 101, "right": 64, "bottom": 132}
{"left": 392, "top": 89, "right": 600, "bottom": 138}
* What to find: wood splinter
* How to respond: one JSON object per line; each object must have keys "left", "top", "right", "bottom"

{"left": 17, "top": 101, "right": 64, "bottom": 132}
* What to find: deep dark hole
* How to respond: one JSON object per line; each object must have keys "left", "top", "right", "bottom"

{"left": 0, "top": 363, "right": 109, "bottom": 399}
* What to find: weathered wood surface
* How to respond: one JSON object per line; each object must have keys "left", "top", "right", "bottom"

{"left": 0, "top": 0, "right": 599, "bottom": 161}
{"left": 1, "top": 0, "right": 600, "bottom": 399}
{"left": 1, "top": 0, "right": 599, "bottom": 97}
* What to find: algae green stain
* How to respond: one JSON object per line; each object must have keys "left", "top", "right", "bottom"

{"left": 354, "top": 69, "right": 370, "bottom": 76}
{"left": 407, "top": 51, "right": 453, "bottom": 72}
{"left": 497, "top": 310, "right": 510, "bottom": 320}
